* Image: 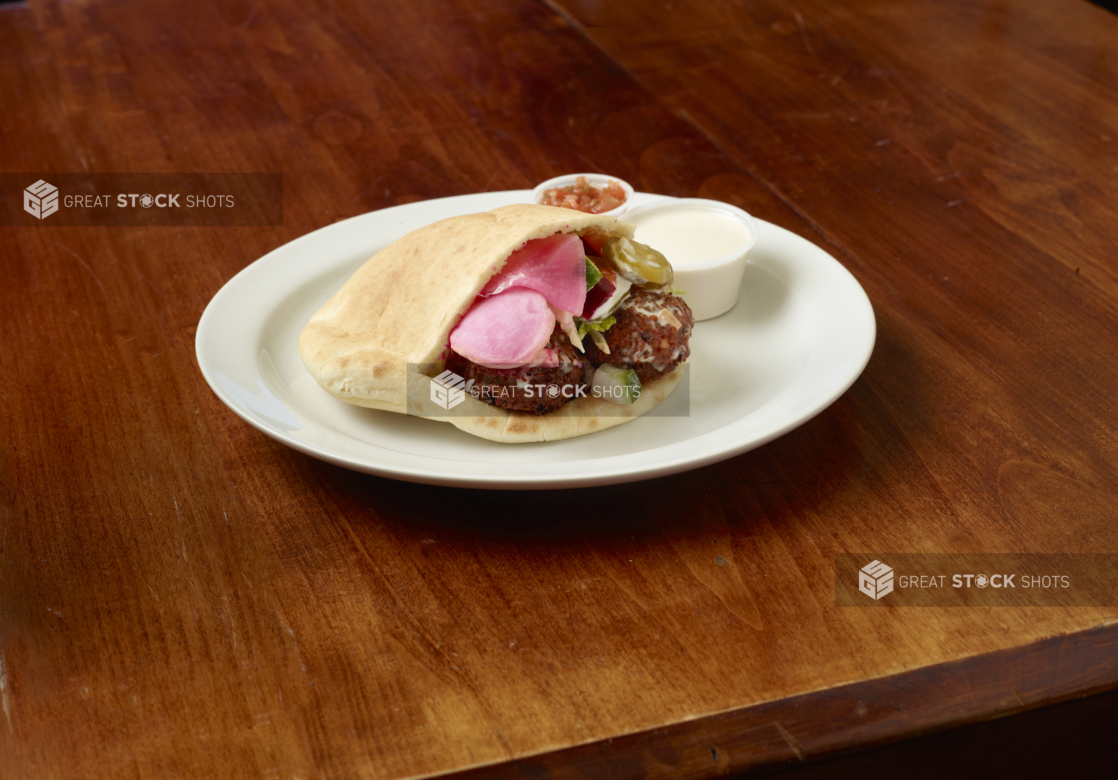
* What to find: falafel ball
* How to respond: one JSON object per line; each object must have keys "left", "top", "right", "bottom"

{"left": 582, "top": 289, "right": 693, "bottom": 382}
{"left": 447, "top": 326, "right": 589, "bottom": 415}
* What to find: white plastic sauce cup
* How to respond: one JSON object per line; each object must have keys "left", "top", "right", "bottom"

{"left": 622, "top": 198, "right": 759, "bottom": 321}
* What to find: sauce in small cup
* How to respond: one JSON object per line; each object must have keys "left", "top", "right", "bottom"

{"left": 532, "top": 174, "right": 634, "bottom": 218}
{"left": 622, "top": 199, "right": 759, "bottom": 321}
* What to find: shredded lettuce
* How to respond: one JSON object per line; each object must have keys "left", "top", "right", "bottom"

{"left": 585, "top": 257, "right": 603, "bottom": 291}
{"left": 667, "top": 286, "right": 688, "bottom": 295}
{"left": 577, "top": 315, "right": 616, "bottom": 338}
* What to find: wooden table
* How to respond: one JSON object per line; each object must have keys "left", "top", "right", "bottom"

{"left": 3, "top": 0, "right": 1117, "bottom": 776}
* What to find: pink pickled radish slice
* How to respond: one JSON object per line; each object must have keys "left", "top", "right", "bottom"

{"left": 481, "top": 233, "right": 587, "bottom": 315}
{"left": 449, "top": 288, "right": 554, "bottom": 367}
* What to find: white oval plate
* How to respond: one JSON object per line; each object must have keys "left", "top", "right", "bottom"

{"left": 196, "top": 191, "right": 875, "bottom": 490}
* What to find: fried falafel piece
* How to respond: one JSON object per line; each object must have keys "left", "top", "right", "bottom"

{"left": 582, "top": 290, "right": 693, "bottom": 383}
{"left": 447, "top": 327, "right": 589, "bottom": 415}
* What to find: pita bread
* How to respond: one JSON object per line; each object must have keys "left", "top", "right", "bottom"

{"left": 298, "top": 203, "right": 686, "bottom": 443}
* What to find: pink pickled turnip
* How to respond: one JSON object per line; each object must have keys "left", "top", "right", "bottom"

{"left": 449, "top": 288, "right": 554, "bottom": 368}
{"left": 481, "top": 233, "right": 587, "bottom": 316}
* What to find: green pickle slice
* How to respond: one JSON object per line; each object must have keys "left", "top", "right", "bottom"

{"left": 600, "top": 236, "right": 674, "bottom": 291}
{"left": 592, "top": 364, "right": 642, "bottom": 405}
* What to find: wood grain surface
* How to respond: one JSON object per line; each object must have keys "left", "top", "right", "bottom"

{"left": 2, "top": 0, "right": 1117, "bottom": 777}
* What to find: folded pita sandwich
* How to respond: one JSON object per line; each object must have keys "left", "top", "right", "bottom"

{"left": 298, "top": 203, "right": 692, "bottom": 443}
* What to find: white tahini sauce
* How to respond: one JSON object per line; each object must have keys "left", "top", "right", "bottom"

{"left": 630, "top": 207, "right": 751, "bottom": 267}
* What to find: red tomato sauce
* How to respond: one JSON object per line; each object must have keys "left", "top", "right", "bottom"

{"left": 540, "top": 177, "right": 627, "bottom": 214}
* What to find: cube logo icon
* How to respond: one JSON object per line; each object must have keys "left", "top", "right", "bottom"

{"left": 24, "top": 179, "right": 60, "bottom": 220}
{"left": 859, "top": 560, "right": 894, "bottom": 600}
{"left": 430, "top": 369, "right": 466, "bottom": 410}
